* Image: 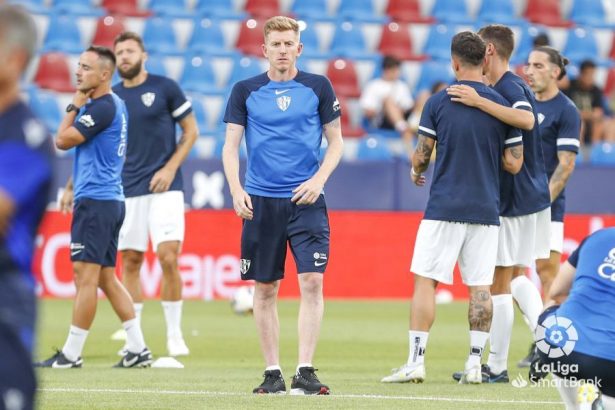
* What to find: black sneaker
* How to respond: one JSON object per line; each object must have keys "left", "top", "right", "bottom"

{"left": 517, "top": 342, "right": 538, "bottom": 368}
{"left": 34, "top": 350, "right": 82, "bottom": 369}
{"left": 113, "top": 347, "right": 153, "bottom": 368}
{"left": 529, "top": 355, "right": 549, "bottom": 383}
{"left": 452, "top": 364, "right": 509, "bottom": 383}
{"left": 252, "top": 369, "right": 286, "bottom": 394}
{"left": 290, "top": 367, "right": 330, "bottom": 395}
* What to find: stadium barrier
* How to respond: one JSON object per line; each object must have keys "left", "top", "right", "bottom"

{"left": 34, "top": 211, "right": 614, "bottom": 300}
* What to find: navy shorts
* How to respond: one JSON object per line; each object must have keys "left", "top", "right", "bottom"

{"left": 240, "top": 195, "right": 330, "bottom": 282}
{"left": 70, "top": 198, "right": 125, "bottom": 267}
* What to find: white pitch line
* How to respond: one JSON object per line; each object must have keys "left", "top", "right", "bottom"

{"left": 39, "top": 387, "right": 562, "bottom": 406}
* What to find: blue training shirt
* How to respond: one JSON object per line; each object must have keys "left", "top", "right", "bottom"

{"left": 223, "top": 71, "right": 341, "bottom": 198}
{"left": 113, "top": 74, "right": 192, "bottom": 197}
{"left": 494, "top": 72, "right": 551, "bottom": 217}
{"left": 535, "top": 91, "right": 581, "bottom": 222}
{"left": 0, "top": 101, "right": 53, "bottom": 283}
{"left": 418, "top": 81, "right": 523, "bottom": 225}
{"left": 555, "top": 227, "right": 615, "bottom": 361}
{"left": 73, "top": 93, "right": 127, "bottom": 201}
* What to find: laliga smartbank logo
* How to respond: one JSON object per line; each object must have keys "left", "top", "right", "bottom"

{"left": 535, "top": 314, "right": 578, "bottom": 358}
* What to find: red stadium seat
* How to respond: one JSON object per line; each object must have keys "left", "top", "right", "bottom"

{"left": 514, "top": 64, "right": 530, "bottom": 85}
{"left": 610, "top": 33, "right": 615, "bottom": 60}
{"left": 33, "top": 52, "right": 75, "bottom": 93}
{"left": 378, "top": 22, "right": 427, "bottom": 61}
{"left": 236, "top": 18, "right": 265, "bottom": 57}
{"left": 91, "top": 15, "right": 126, "bottom": 49}
{"left": 338, "top": 97, "right": 365, "bottom": 138}
{"left": 524, "top": 0, "right": 572, "bottom": 27}
{"left": 385, "top": 0, "right": 434, "bottom": 23}
{"left": 101, "top": 0, "right": 151, "bottom": 17}
{"left": 604, "top": 68, "right": 615, "bottom": 96}
{"left": 244, "top": 0, "right": 280, "bottom": 18}
{"left": 326, "top": 58, "right": 361, "bottom": 98}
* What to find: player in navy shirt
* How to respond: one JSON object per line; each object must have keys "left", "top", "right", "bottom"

{"left": 0, "top": 6, "right": 51, "bottom": 408}
{"left": 382, "top": 31, "right": 523, "bottom": 385}
{"left": 36, "top": 46, "right": 152, "bottom": 370}
{"left": 446, "top": 25, "right": 552, "bottom": 382}
{"left": 111, "top": 31, "right": 197, "bottom": 357}
{"left": 223, "top": 16, "right": 343, "bottom": 395}
{"left": 530, "top": 228, "right": 615, "bottom": 409}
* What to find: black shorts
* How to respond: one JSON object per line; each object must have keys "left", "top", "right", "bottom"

{"left": 70, "top": 198, "right": 125, "bottom": 267}
{"left": 240, "top": 195, "right": 330, "bottom": 282}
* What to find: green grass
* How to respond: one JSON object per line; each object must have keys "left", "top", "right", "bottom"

{"left": 36, "top": 299, "right": 562, "bottom": 409}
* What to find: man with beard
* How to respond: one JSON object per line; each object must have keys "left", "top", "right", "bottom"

{"left": 112, "top": 32, "right": 197, "bottom": 357}
{"left": 37, "top": 46, "right": 152, "bottom": 369}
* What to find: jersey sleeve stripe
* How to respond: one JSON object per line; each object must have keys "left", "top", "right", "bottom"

{"left": 505, "top": 136, "right": 523, "bottom": 145}
{"left": 512, "top": 101, "right": 532, "bottom": 109}
{"left": 557, "top": 138, "right": 580, "bottom": 147}
{"left": 418, "top": 126, "right": 436, "bottom": 136}
{"left": 172, "top": 101, "right": 192, "bottom": 118}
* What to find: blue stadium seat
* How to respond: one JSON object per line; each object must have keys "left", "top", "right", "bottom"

{"left": 180, "top": 55, "right": 221, "bottom": 95}
{"left": 476, "top": 0, "right": 523, "bottom": 25}
{"left": 52, "top": 0, "right": 104, "bottom": 16}
{"left": 28, "top": 89, "right": 62, "bottom": 134}
{"left": 42, "top": 12, "right": 83, "bottom": 54}
{"left": 144, "top": 55, "right": 167, "bottom": 77}
{"left": 297, "top": 20, "right": 331, "bottom": 60}
{"left": 590, "top": 143, "right": 615, "bottom": 166}
{"left": 195, "top": 0, "right": 246, "bottom": 19}
{"left": 329, "top": 21, "right": 378, "bottom": 60}
{"left": 510, "top": 25, "right": 543, "bottom": 65}
{"left": 430, "top": 0, "right": 472, "bottom": 24}
{"left": 292, "top": 0, "right": 332, "bottom": 21}
{"left": 423, "top": 24, "right": 456, "bottom": 61}
{"left": 568, "top": 0, "right": 611, "bottom": 28}
{"left": 227, "top": 56, "right": 265, "bottom": 89}
{"left": 148, "top": 0, "right": 191, "bottom": 17}
{"left": 187, "top": 17, "right": 236, "bottom": 57}
{"left": 356, "top": 136, "right": 393, "bottom": 161}
{"left": 337, "top": 0, "right": 388, "bottom": 23}
{"left": 187, "top": 95, "right": 209, "bottom": 133}
{"left": 563, "top": 27, "right": 603, "bottom": 66}
{"left": 414, "top": 61, "right": 454, "bottom": 94}
{"left": 142, "top": 17, "right": 179, "bottom": 56}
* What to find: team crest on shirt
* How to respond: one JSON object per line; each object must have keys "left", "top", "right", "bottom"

{"left": 538, "top": 113, "right": 545, "bottom": 125}
{"left": 276, "top": 95, "right": 291, "bottom": 111}
{"left": 141, "top": 92, "right": 156, "bottom": 107}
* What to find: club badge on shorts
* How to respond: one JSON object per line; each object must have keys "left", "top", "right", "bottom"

{"left": 141, "top": 92, "right": 156, "bottom": 107}
{"left": 240, "top": 259, "right": 251, "bottom": 275}
{"left": 276, "top": 95, "right": 291, "bottom": 111}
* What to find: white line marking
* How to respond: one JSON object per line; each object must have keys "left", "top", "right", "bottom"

{"left": 39, "top": 387, "right": 562, "bottom": 405}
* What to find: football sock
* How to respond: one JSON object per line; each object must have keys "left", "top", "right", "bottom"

{"left": 552, "top": 374, "right": 577, "bottom": 409}
{"left": 133, "top": 303, "right": 143, "bottom": 327}
{"left": 162, "top": 300, "right": 184, "bottom": 340}
{"left": 487, "top": 294, "right": 514, "bottom": 374}
{"left": 466, "top": 331, "right": 489, "bottom": 369}
{"left": 62, "top": 325, "right": 88, "bottom": 362}
{"left": 266, "top": 365, "right": 281, "bottom": 372}
{"left": 511, "top": 275, "right": 543, "bottom": 333}
{"left": 407, "top": 330, "right": 429, "bottom": 366}
{"left": 123, "top": 318, "right": 146, "bottom": 354}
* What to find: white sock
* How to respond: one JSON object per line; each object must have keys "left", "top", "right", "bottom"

{"left": 62, "top": 325, "right": 88, "bottom": 362}
{"left": 265, "top": 365, "right": 281, "bottom": 372}
{"left": 466, "top": 330, "right": 489, "bottom": 369}
{"left": 133, "top": 303, "right": 143, "bottom": 327}
{"left": 296, "top": 363, "right": 312, "bottom": 374}
{"left": 602, "top": 395, "right": 615, "bottom": 409}
{"left": 162, "top": 300, "right": 183, "bottom": 340}
{"left": 123, "top": 318, "right": 146, "bottom": 354}
{"left": 487, "top": 294, "right": 514, "bottom": 374}
{"left": 407, "top": 330, "right": 429, "bottom": 366}
{"left": 511, "top": 275, "right": 543, "bottom": 332}
{"left": 552, "top": 374, "right": 577, "bottom": 409}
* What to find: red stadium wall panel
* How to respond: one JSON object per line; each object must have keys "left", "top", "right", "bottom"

{"left": 33, "top": 211, "right": 615, "bottom": 300}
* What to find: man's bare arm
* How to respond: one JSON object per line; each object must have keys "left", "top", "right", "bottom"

{"left": 549, "top": 151, "right": 576, "bottom": 202}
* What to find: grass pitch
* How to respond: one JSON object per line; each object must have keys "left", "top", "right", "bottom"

{"left": 36, "top": 299, "right": 563, "bottom": 409}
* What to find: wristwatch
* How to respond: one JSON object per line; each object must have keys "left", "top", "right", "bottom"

{"left": 66, "top": 103, "right": 80, "bottom": 113}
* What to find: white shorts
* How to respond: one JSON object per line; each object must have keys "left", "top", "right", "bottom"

{"left": 118, "top": 191, "right": 185, "bottom": 252}
{"left": 549, "top": 221, "right": 564, "bottom": 254}
{"left": 410, "top": 220, "right": 499, "bottom": 286}
{"left": 496, "top": 207, "right": 551, "bottom": 267}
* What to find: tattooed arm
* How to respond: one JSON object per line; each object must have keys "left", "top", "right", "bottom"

{"left": 291, "top": 117, "right": 343, "bottom": 205}
{"left": 502, "top": 144, "right": 523, "bottom": 175}
{"left": 549, "top": 151, "right": 576, "bottom": 202}
{"left": 410, "top": 135, "right": 435, "bottom": 186}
